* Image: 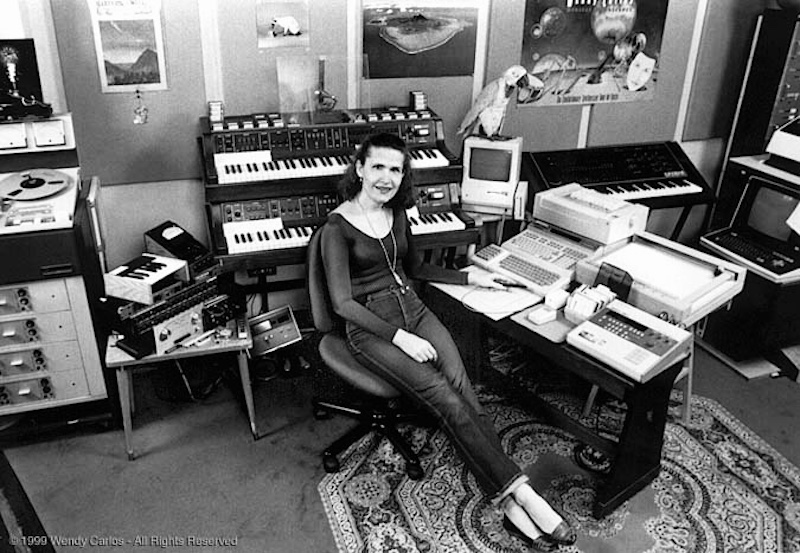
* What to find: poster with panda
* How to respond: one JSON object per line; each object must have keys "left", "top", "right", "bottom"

{"left": 257, "top": 0, "right": 310, "bottom": 49}
{"left": 518, "top": 0, "right": 668, "bottom": 107}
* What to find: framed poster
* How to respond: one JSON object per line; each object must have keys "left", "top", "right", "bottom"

{"left": 360, "top": 1, "right": 488, "bottom": 81}
{"left": 519, "top": 0, "right": 669, "bottom": 107}
{"left": 88, "top": 0, "right": 168, "bottom": 93}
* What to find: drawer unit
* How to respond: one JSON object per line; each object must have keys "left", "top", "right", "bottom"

{"left": 0, "top": 342, "right": 83, "bottom": 377}
{"left": 0, "top": 370, "right": 90, "bottom": 412}
{"left": 0, "top": 279, "right": 71, "bottom": 316}
{"left": 0, "top": 312, "right": 78, "bottom": 348}
{"left": 0, "top": 276, "right": 106, "bottom": 416}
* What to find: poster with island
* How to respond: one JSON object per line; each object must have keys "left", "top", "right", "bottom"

{"left": 361, "top": 1, "right": 488, "bottom": 80}
{"left": 88, "top": 0, "right": 167, "bottom": 93}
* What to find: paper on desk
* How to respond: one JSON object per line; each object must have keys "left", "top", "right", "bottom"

{"left": 430, "top": 266, "right": 542, "bottom": 320}
{"left": 788, "top": 203, "right": 800, "bottom": 236}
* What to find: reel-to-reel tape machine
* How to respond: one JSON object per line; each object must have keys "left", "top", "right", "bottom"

{"left": 0, "top": 113, "right": 80, "bottom": 236}
{"left": 0, "top": 166, "right": 79, "bottom": 234}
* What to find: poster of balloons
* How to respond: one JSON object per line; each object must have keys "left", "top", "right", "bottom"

{"left": 519, "top": 0, "right": 668, "bottom": 107}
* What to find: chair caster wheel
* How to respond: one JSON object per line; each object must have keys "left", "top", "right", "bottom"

{"left": 406, "top": 462, "right": 423, "bottom": 480}
{"left": 323, "top": 452, "right": 340, "bottom": 473}
{"left": 313, "top": 408, "right": 331, "bottom": 420}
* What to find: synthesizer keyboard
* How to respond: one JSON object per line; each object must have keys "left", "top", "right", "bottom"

{"left": 201, "top": 108, "right": 479, "bottom": 272}
{"left": 222, "top": 208, "right": 467, "bottom": 256}
{"left": 523, "top": 141, "right": 715, "bottom": 210}
{"left": 223, "top": 219, "right": 315, "bottom": 255}
{"left": 201, "top": 108, "right": 458, "bottom": 191}
{"left": 406, "top": 208, "right": 466, "bottom": 235}
{"left": 213, "top": 148, "right": 449, "bottom": 184}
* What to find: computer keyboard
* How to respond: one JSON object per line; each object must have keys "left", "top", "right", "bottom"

{"left": 506, "top": 228, "right": 591, "bottom": 269}
{"left": 713, "top": 232, "right": 771, "bottom": 262}
{"left": 497, "top": 254, "right": 561, "bottom": 286}
{"left": 470, "top": 243, "right": 570, "bottom": 296}
{"left": 473, "top": 243, "right": 504, "bottom": 263}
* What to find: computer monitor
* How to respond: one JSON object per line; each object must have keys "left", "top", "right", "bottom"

{"left": 700, "top": 165, "right": 800, "bottom": 367}
{"left": 702, "top": 175, "right": 800, "bottom": 283}
{"left": 460, "top": 136, "right": 525, "bottom": 217}
{"left": 743, "top": 178, "right": 800, "bottom": 244}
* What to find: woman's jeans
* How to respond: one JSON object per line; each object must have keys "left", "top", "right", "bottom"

{"left": 346, "top": 285, "right": 525, "bottom": 498}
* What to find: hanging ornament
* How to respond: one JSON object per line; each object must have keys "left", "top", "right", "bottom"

{"left": 133, "top": 89, "right": 149, "bottom": 125}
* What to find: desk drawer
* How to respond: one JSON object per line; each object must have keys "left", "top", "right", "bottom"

{"left": 0, "top": 279, "right": 70, "bottom": 316}
{"left": 0, "top": 369, "right": 90, "bottom": 412}
{"left": 0, "top": 342, "right": 83, "bottom": 377}
{"left": 0, "top": 312, "right": 77, "bottom": 349}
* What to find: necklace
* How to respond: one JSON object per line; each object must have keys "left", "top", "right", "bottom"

{"left": 358, "top": 199, "right": 404, "bottom": 288}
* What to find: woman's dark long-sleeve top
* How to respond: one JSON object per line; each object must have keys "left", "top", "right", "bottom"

{"left": 321, "top": 210, "right": 468, "bottom": 341}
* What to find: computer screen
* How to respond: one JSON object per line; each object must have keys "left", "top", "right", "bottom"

{"left": 743, "top": 178, "right": 799, "bottom": 242}
{"left": 468, "top": 146, "right": 513, "bottom": 182}
{"left": 460, "top": 136, "right": 523, "bottom": 215}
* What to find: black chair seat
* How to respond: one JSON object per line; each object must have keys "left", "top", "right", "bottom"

{"left": 308, "top": 226, "right": 425, "bottom": 480}
{"left": 319, "top": 333, "right": 399, "bottom": 399}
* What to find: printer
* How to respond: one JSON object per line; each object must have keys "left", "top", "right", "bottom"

{"left": 765, "top": 116, "right": 800, "bottom": 175}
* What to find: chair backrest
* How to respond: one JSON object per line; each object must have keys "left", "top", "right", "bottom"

{"left": 307, "top": 225, "right": 337, "bottom": 334}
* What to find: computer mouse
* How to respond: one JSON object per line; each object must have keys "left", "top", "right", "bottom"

{"left": 527, "top": 304, "right": 557, "bottom": 325}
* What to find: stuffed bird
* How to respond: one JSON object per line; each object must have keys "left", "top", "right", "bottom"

{"left": 457, "top": 65, "right": 543, "bottom": 138}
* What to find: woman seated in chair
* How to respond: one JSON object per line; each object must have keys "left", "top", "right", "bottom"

{"left": 319, "top": 132, "right": 576, "bottom": 551}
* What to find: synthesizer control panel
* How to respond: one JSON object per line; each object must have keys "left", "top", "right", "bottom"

{"left": 200, "top": 108, "right": 447, "bottom": 186}
{"left": 218, "top": 192, "right": 339, "bottom": 224}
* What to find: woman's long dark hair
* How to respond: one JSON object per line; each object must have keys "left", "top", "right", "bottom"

{"left": 338, "top": 133, "right": 416, "bottom": 209}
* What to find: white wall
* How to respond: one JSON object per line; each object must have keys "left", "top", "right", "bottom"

{"left": 97, "top": 179, "right": 208, "bottom": 270}
{"left": 0, "top": 0, "right": 24, "bottom": 37}
{"left": 3, "top": 0, "right": 729, "bottom": 270}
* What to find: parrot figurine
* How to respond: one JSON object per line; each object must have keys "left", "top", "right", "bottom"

{"left": 457, "top": 65, "right": 543, "bottom": 139}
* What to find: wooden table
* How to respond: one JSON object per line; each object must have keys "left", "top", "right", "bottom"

{"left": 428, "top": 286, "right": 686, "bottom": 518}
{"left": 105, "top": 327, "right": 254, "bottom": 460}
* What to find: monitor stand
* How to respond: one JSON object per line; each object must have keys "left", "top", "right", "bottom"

{"left": 696, "top": 338, "right": 800, "bottom": 382}
{"left": 764, "top": 346, "right": 800, "bottom": 382}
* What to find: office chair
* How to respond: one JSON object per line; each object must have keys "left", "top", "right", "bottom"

{"left": 307, "top": 227, "right": 425, "bottom": 480}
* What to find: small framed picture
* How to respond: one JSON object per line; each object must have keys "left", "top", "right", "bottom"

{"left": 0, "top": 39, "right": 45, "bottom": 104}
{"left": 257, "top": 0, "right": 311, "bottom": 50}
{"left": 88, "top": 0, "right": 168, "bottom": 93}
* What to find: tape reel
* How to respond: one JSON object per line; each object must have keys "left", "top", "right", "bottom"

{"left": 0, "top": 169, "right": 72, "bottom": 201}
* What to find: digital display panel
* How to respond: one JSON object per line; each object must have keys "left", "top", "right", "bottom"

{"left": 606, "top": 309, "right": 648, "bottom": 334}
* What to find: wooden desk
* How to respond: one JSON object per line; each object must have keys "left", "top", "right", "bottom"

{"left": 105, "top": 327, "right": 254, "bottom": 460}
{"left": 428, "top": 286, "right": 685, "bottom": 519}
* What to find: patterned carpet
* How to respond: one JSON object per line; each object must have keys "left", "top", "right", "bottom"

{"left": 318, "top": 386, "right": 800, "bottom": 552}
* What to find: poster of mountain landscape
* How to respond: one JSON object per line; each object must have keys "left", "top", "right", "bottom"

{"left": 88, "top": 0, "right": 167, "bottom": 93}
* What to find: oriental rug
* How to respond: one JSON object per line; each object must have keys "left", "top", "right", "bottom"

{"left": 318, "top": 385, "right": 800, "bottom": 553}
